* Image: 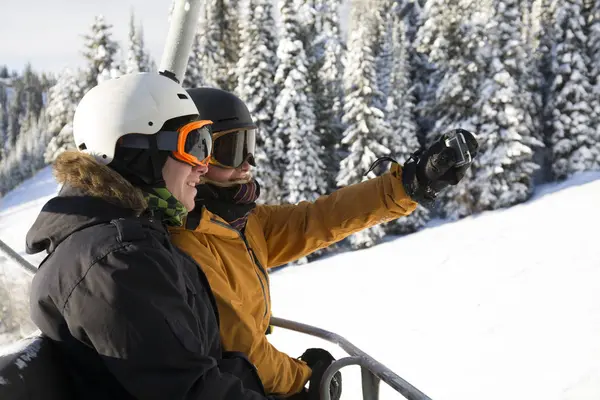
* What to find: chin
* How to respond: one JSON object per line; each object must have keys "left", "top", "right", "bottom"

{"left": 184, "top": 199, "right": 195, "bottom": 212}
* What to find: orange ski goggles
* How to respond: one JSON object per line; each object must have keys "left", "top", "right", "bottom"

{"left": 170, "top": 120, "right": 214, "bottom": 166}
{"left": 120, "top": 120, "right": 213, "bottom": 167}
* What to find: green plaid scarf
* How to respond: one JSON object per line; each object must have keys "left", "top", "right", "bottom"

{"left": 144, "top": 187, "right": 188, "bottom": 227}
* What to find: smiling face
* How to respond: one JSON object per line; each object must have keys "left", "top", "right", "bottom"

{"left": 205, "top": 161, "right": 253, "bottom": 185}
{"left": 162, "top": 157, "right": 208, "bottom": 211}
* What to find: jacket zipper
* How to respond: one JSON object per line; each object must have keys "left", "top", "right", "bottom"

{"left": 210, "top": 219, "right": 270, "bottom": 318}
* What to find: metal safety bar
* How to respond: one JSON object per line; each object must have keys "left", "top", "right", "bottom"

{"left": 0, "top": 238, "right": 37, "bottom": 275}
{"left": 270, "top": 317, "right": 432, "bottom": 400}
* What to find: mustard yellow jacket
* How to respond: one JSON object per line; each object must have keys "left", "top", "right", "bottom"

{"left": 169, "top": 165, "right": 417, "bottom": 395}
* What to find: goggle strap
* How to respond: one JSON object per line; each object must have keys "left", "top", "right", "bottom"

{"left": 119, "top": 131, "right": 178, "bottom": 152}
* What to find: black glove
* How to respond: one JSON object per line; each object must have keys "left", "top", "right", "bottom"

{"left": 402, "top": 129, "right": 478, "bottom": 206}
{"left": 298, "top": 348, "right": 342, "bottom": 400}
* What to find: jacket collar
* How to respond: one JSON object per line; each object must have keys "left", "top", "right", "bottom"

{"left": 26, "top": 151, "right": 149, "bottom": 255}
{"left": 177, "top": 207, "right": 241, "bottom": 240}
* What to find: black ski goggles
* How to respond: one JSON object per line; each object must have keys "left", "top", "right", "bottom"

{"left": 210, "top": 128, "right": 257, "bottom": 169}
{"left": 120, "top": 120, "right": 213, "bottom": 167}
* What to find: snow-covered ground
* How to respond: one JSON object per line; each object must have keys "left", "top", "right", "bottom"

{"left": 1, "top": 166, "right": 599, "bottom": 400}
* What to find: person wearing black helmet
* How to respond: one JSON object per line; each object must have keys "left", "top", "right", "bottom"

{"left": 169, "top": 87, "right": 478, "bottom": 399}
{"left": 25, "top": 74, "right": 282, "bottom": 400}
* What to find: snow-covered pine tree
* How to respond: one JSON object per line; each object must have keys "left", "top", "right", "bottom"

{"left": 531, "top": 0, "right": 557, "bottom": 182}
{"left": 590, "top": 0, "right": 600, "bottom": 80}
{"left": 337, "top": 0, "right": 391, "bottom": 249}
{"left": 5, "top": 80, "right": 24, "bottom": 154}
{"left": 0, "top": 84, "right": 8, "bottom": 160}
{"left": 197, "top": 0, "right": 227, "bottom": 88}
{"left": 125, "top": 12, "right": 154, "bottom": 74}
{"left": 404, "top": 0, "right": 432, "bottom": 146}
{"left": 416, "top": 0, "right": 486, "bottom": 137}
{"left": 313, "top": 0, "right": 344, "bottom": 193}
{"left": 82, "top": 15, "right": 120, "bottom": 89}
{"left": 223, "top": 0, "right": 242, "bottom": 90}
{"left": 414, "top": 0, "right": 458, "bottom": 139}
{"left": 385, "top": 6, "right": 430, "bottom": 234}
{"left": 235, "top": 0, "right": 282, "bottom": 204}
{"left": 18, "top": 112, "right": 48, "bottom": 177}
{"left": 356, "top": 0, "right": 395, "bottom": 179}
{"left": 197, "top": 0, "right": 240, "bottom": 90}
{"left": 20, "top": 65, "right": 44, "bottom": 126}
{"left": 15, "top": 70, "right": 45, "bottom": 177}
{"left": 295, "top": 0, "right": 318, "bottom": 78}
{"left": 373, "top": 0, "right": 402, "bottom": 167}
{"left": 183, "top": 34, "right": 205, "bottom": 88}
{"left": 0, "top": 107, "right": 49, "bottom": 194}
{"left": 519, "top": 0, "right": 544, "bottom": 146}
{"left": 0, "top": 67, "right": 50, "bottom": 193}
{"left": 588, "top": 0, "right": 600, "bottom": 156}
{"left": 274, "top": 0, "right": 327, "bottom": 205}
{"left": 474, "top": 0, "right": 540, "bottom": 210}
{"left": 137, "top": 26, "right": 155, "bottom": 72}
{"left": 547, "top": 0, "right": 598, "bottom": 180}
{"left": 519, "top": 0, "right": 546, "bottom": 189}
{"left": 305, "top": 0, "right": 346, "bottom": 260}
{"left": 375, "top": 0, "right": 394, "bottom": 104}
{"left": 415, "top": 0, "right": 489, "bottom": 218}
{"left": 125, "top": 12, "right": 140, "bottom": 74}
{"left": 44, "top": 68, "right": 84, "bottom": 163}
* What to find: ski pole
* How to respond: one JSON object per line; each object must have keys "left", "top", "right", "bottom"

{"left": 0, "top": 238, "right": 37, "bottom": 275}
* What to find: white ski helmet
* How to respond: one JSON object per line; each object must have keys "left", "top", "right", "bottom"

{"left": 73, "top": 72, "right": 199, "bottom": 165}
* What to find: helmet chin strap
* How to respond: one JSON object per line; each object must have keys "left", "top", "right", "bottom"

{"left": 148, "top": 135, "right": 166, "bottom": 186}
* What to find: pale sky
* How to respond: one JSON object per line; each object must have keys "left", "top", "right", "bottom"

{"left": 1, "top": 0, "right": 172, "bottom": 74}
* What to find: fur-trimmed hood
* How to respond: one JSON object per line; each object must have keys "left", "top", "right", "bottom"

{"left": 53, "top": 151, "right": 147, "bottom": 213}
{"left": 26, "top": 151, "right": 149, "bottom": 255}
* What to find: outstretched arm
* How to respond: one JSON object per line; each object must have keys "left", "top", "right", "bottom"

{"left": 253, "top": 164, "right": 417, "bottom": 268}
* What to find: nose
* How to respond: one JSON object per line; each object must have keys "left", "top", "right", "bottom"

{"left": 193, "top": 163, "right": 209, "bottom": 176}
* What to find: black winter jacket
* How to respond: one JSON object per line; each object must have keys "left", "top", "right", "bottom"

{"left": 26, "top": 151, "right": 274, "bottom": 400}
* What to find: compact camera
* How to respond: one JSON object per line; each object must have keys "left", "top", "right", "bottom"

{"left": 444, "top": 129, "right": 473, "bottom": 167}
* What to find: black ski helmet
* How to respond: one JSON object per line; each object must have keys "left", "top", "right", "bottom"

{"left": 186, "top": 87, "right": 257, "bottom": 133}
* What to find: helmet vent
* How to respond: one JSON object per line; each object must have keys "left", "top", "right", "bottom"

{"left": 78, "top": 143, "right": 87, "bottom": 151}
{"left": 148, "top": 121, "right": 154, "bottom": 126}
{"left": 177, "top": 93, "right": 189, "bottom": 100}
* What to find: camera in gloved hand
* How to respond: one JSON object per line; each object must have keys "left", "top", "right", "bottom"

{"left": 402, "top": 129, "right": 479, "bottom": 207}
{"left": 290, "top": 348, "right": 342, "bottom": 400}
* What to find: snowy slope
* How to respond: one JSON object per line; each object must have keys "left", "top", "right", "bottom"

{"left": 1, "top": 166, "right": 599, "bottom": 399}
{"left": 0, "top": 166, "right": 60, "bottom": 271}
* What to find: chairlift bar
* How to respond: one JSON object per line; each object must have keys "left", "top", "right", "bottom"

{"left": 270, "top": 316, "right": 432, "bottom": 400}
{"left": 0, "top": 238, "right": 36, "bottom": 275}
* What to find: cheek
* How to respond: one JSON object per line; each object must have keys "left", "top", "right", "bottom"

{"left": 163, "top": 160, "right": 192, "bottom": 193}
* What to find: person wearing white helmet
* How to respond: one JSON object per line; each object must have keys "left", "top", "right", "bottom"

{"left": 25, "top": 73, "right": 280, "bottom": 400}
